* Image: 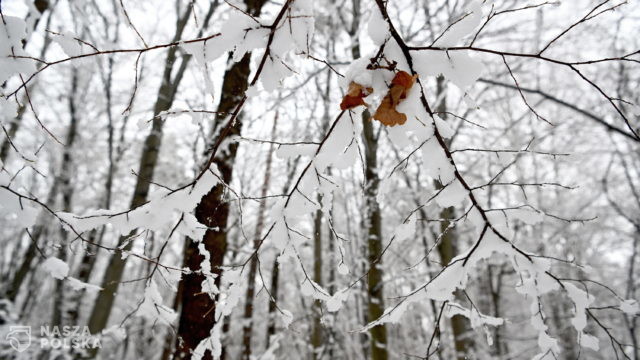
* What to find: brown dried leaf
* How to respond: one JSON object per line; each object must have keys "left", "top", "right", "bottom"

{"left": 340, "top": 82, "right": 373, "bottom": 110}
{"left": 391, "top": 70, "right": 417, "bottom": 90}
{"left": 373, "top": 71, "right": 417, "bottom": 127}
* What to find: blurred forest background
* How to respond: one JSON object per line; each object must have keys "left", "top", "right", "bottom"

{"left": 0, "top": 0, "right": 638, "bottom": 359}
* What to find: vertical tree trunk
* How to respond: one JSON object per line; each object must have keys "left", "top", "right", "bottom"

{"left": 624, "top": 231, "right": 639, "bottom": 360}
{"left": 0, "top": 0, "right": 54, "bottom": 162}
{"left": 173, "top": 54, "right": 250, "bottom": 360}
{"left": 348, "top": 0, "right": 388, "bottom": 357}
{"left": 310, "top": 207, "right": 324, "bottom": 359}
{"left": 84, "top": 6, "right": 196, "bottom": 357}
{"left": 436, "top": 206, "right": 472, "bottom": 359}
{"left": 362, "top": 110, "right": 388, "bottom": 360}
{"left": 486, "top": 264, "right": 510, "bottom": 357}
{"left": 265, "top": 257, "right": 280, "bottom": 346}
{"left": 52, "top": 69, "right": 80, "bottom": 328}
{"left": 173, "top": 2, "right": 265, "bottom": 358}
{"left": 389, "top": 136, "right": 444, "bottom": 358}
{"left": 345, "top": 7, "right": 368, "bottom": 356}
{"left": 7, "top": 219, "right": 49, "bottom": 301}
{"left": 159, "top": 235, "right": 192, "bottom": 360}
{"left": 264, "top": 161, "right": 298, "bottom": 347}
{"left": 240, "top": 113, "right": 278, "bottom": 360}
{"left": 325, "top": 203, "right": 337, "bottom": 359}
{"left": 2, "top": 10, "right": 56, "bottom": 302}
{"left": 2, "top": 229, "right": 26, "bottom": 288}
{"left": 433, "top": 76, "right": 474, "bottom": 359}
{"left": 68, "top": 8, "right": 123, "bottom": 325}
{"left": 309, "top": 54, "right": 335, "bottom": 360}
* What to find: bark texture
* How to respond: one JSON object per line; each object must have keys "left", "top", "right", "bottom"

{"left": 349, "top": 1, "right": 388, "bottom": 357}
{"left": 173, "top": 2, "right": 265, "bottom": 358}
{"left": 362, "top": 109, "right": 388, "bottom": 360}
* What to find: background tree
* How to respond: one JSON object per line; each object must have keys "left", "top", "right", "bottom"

{"left": 0, "top": 1, "right": 638, "bottom": 360}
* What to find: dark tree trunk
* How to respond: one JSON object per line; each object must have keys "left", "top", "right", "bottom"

{"left": 52, "top": 69, "right": 80, "bottom": 328}
{"left": 173, "top": 0, "right": 266, "bottom": 355}
{"left": 362, "top": 110, "right": 388, "bottom": 360}
{"left": 173, "top": 54, "right": 249, "bottom": 360}
{"left": 310, "top": 207, "right": 324, "bottom": 359}
{"left": 348, "top": 1, "right": 388, "bottom": 357}
{"left": 265, "top": 257, "right": 280, "bottom": 346}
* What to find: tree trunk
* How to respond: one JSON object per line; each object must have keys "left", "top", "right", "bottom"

{"left": 362, "top": 110, "right": 388, "bottom": 360}
{"left": 2, "top": 10, "right": 56, "bottom": 302}
{"left": 487, "top": 264, "right": 510, "bottom": 357}
{"left": 265, "top": 257, "right": 280, "bottom": 346}
{"left": 173, "top": 1, "right": 265, "bottom": 358}
{"left": 173, "top": 55, "right": 249, "bottom": 360}
{"left": 309, "top": 53, "right": 336, "bottom": 360}
{"left": 436, "top": 206, "right": 473, "bottom": 358}
{"left": 68, "top": 9, "right": 123, "bottom": 325}
{"left": 310, "top": 207, "right": 324, "bottom": 359}
{"left": 325, "top": 196, "right": 337, "bottom": 359}
{"left": 624, "top": 230, "right": 639, "bottom": 360}
{"left": 83, "top": 6, "right": 196, "bottom": 357}
{"left": 7, "top": 135, "right": 63, "bottom": 302}
{"left": 433, "top": 76, "right": 474, "bottom": 359}
{"left": 264, "top": 161, "right": 298, "bottom": 347}
{"left": 348, "top": 1, "right": 388, "bottom": 357}
{"left": 7, "top": 224, "right": 48, "bottom": 301}
{"left": 52, "top": 69, "right": 80, "bottom": 328}
{"left": 0, "top": 4, "right": 54, "bottom": 162}
{"left": 240, "top": 113, "right": 278, "bottom": 359}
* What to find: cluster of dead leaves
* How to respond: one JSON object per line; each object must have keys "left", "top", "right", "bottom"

{"left": 339, "top": 70, "right": 417, "bottom": 127}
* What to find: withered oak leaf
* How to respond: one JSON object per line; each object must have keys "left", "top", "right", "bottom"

{"left": 373, "top": 71, "right": 417, "bottom": 127}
